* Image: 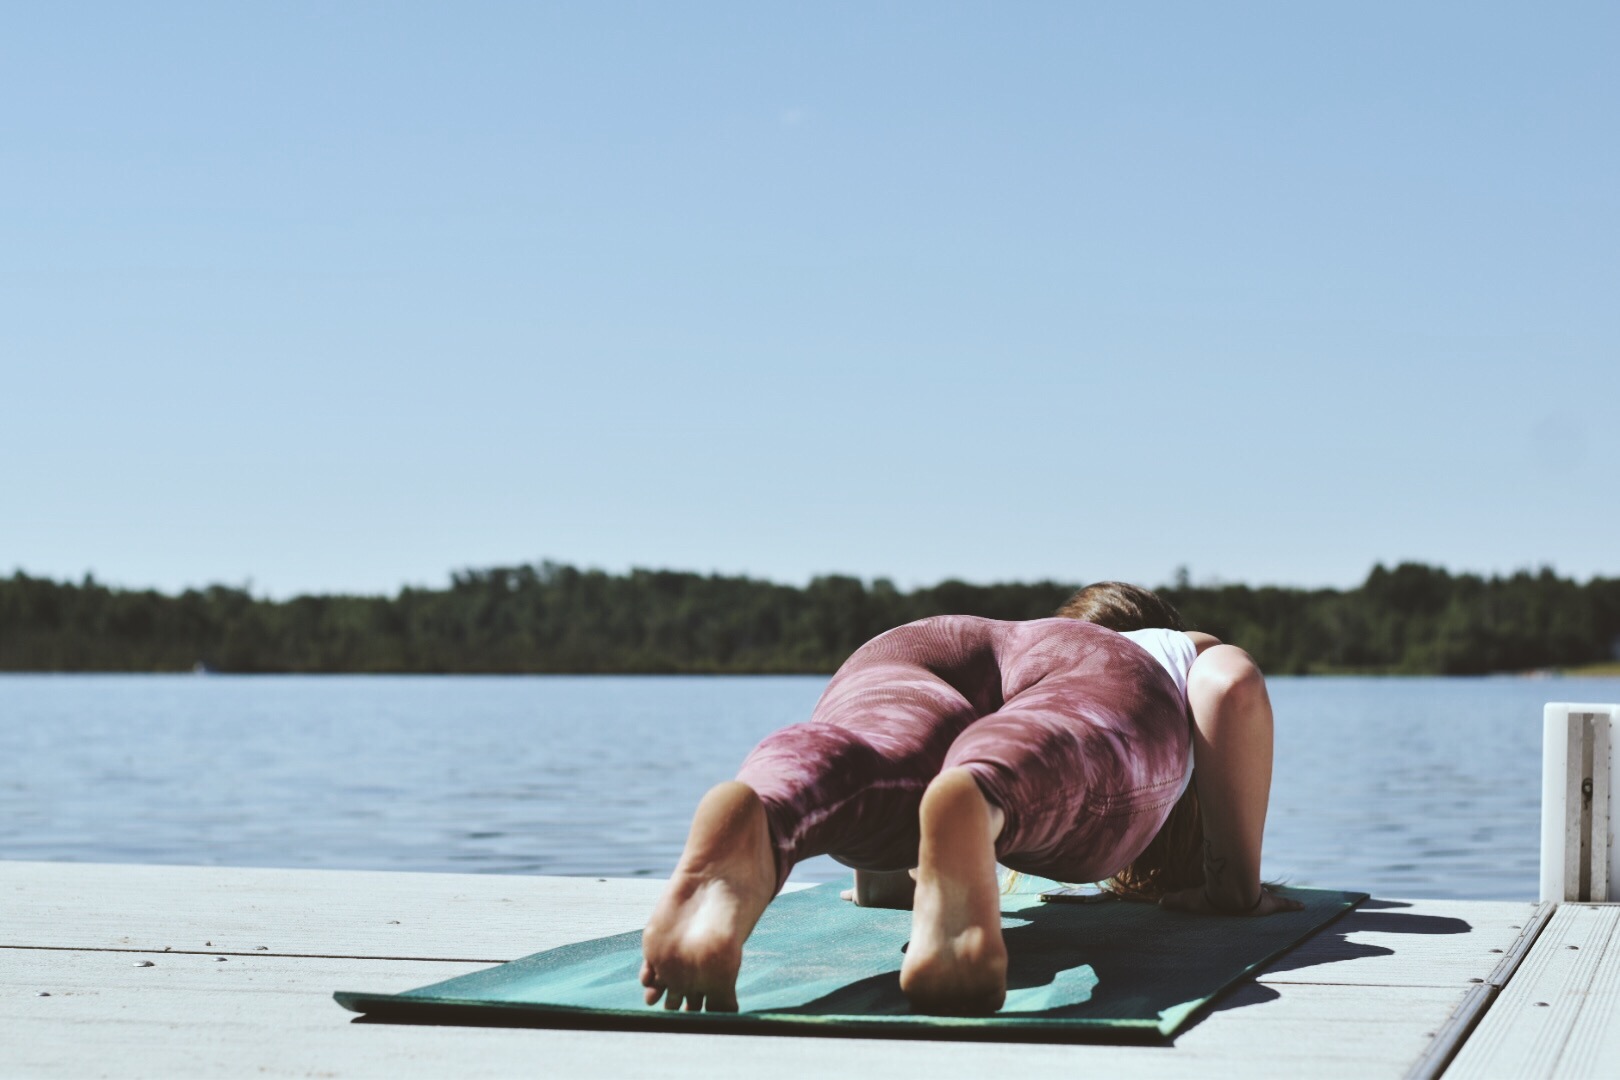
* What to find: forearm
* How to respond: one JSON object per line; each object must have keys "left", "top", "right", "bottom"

{"left": 1187, "top": 646, "right": 1274, "bottom": 910}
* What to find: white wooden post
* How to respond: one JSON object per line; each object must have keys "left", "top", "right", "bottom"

{"left": 1540, "top": 702, "right": 1619, "bottom": 903}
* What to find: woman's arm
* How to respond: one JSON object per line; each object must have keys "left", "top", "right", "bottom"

{"left": 1162, "top": 642, "right": 1303, "bottom": 916}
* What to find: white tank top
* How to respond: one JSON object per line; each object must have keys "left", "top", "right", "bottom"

{"left": 1119, "top": 627, "right": 1198, "bottom": 708}
{"left": 1119, "top": 627, "right": 1200, "bottom": 792}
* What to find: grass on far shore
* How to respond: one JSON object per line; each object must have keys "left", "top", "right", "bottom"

{"left": 1560, "top": 661, "right": 1620, "bottom": 676}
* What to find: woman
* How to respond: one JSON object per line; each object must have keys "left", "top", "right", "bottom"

{"left": 640, "top": 582, "right": 1301, "bottom": 1016}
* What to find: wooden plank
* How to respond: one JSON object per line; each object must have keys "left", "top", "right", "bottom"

{"left": 1172, "top": 981, "right": 1475, "bottom": 1076}
{"left": 1484, "top": 904, "right": 1556, "bottom": 988}
{"left": 1404, "top": 983, "right": 1493, "bottom": 1080}
{"left": 1402, "top": 905, "right": 1555, "bottom": 1080}
{"left": 3, "top": 861, "right": 1523, "bottom": 995}
{"left": 1593, "top": 716, "right": 1610, "bottom": 903}
{"left": 1, "top": 861, "right": 1529, "bottom": 1079}
{"left": 1549, "top": 903, "right": 1620, "bottom": 1079}
{"left": 1444, "top": 903, "right": 1620, "bottom": 1079}
{"left": 1, "top": 946, "right": 1472, "bottom": 1079}
{"left": 0, "top": 860, "right": 680, "bottom": 960}
{"left": 1257, "top": 899, "right": 1538, "bottom": 989}
{"left": 1570, "top": 712, "right": 1587, "bottom": 900}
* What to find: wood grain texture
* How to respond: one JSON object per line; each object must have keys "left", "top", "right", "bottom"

{"left": 3, "top": 861, "right": 1524, "bottom": 987}
{"left": 1404, "top": 983, "right": 1494, "bottom": 1080}
{"left": 2, "top": 946, "right": 1470, "bottom": 1079}
{"left": 1534, "top": 904, "right": 1620, "bottom": 1080}
{"left": 1255, "top": 899, "right": 1537, "bottom": 989}
{"left": 0, "top": 861, "right": 1526, "bottom": 1078}
{"left": 1445, "top": 903, "right": 1620, "bottom": 1079}
{"left": 0, "top": 861, "right": 680, "bottom": 960}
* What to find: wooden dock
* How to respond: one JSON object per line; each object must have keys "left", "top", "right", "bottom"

{"left": 3, "top": 861, "right": 1617, "bottom": 1078}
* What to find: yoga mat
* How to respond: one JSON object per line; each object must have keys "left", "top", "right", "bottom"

{"left": 336, "top": 880, "right": 1364, "bottom": 1041}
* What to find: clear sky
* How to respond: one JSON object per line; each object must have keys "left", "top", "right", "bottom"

{"left": 3, "top": 3, "right": 1616, "bottom": 598}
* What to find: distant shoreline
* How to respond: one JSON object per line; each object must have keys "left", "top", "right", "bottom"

{"left": 4, "top": 560, "right": 1617, "bottom": 678}
{"left": 1559, "top": 661, "right": 1620, "bottom": 677}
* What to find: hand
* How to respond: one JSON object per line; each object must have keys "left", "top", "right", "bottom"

{"left": 1159, "top": 884, "right": 1305, "bottom": 917}
{"left": 839, "top": 868, "right": 917, "bottom": 909}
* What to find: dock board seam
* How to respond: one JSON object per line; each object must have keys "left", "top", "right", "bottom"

{"left": 1253, "top": 979, "right": 1491, "bottom": 989}
{"left": 1404, "top": 901, "right": 1555, "bottom": 1080}
{"left": 1404, "top": 984, "right": 1495, "bottom": 1080}
{"left": 1536, "top": 906, "right": 1620, "bottom": 1079}
{"left": 1484, "top": 903, "right": 1556, "bottom": 988}
{"left": 0, "top": 944, "right": 506, "bottom": 963}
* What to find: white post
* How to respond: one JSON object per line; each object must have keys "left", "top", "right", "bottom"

{"left": 1541, "top": 702, "right": 1619, "bottom": 903}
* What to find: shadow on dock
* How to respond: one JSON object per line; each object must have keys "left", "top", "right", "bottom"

{"left": 1258, "top": 897, "right": 1472, "bottom": 979}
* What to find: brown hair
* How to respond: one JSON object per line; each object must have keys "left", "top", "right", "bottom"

{"left": 1055, "top": 581, "right": 1204, "bottom": 902}
{"left": 1055, "top": 580, "right": 1187, "bottom": 633}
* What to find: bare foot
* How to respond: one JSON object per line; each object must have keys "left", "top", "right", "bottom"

{"left": 899, "top": 768, "right": 1008, "bottom": 1015}
{"left": 640, "top": 781, "right": 777, "bottom": 1012}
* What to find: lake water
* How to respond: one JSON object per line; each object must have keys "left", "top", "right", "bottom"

{"left": 4, "top": 674, "right": 1618, "bottom": 900}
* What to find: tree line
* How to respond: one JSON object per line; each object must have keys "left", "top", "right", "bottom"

{"left": 2, "top": 561, "right": 1618, "bottom": 675}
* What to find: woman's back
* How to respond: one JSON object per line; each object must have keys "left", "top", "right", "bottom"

{"left": 824, "top": 614, "right": 1189, "bottom": 726}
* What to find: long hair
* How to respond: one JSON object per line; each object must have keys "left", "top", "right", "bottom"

{"left": 1054, "top": 581, "right": 1204, "bottom": 902}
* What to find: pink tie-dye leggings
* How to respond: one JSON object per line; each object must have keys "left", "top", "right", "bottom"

{"left": 736, "top": 616, "right": 1192, "bottom": 892}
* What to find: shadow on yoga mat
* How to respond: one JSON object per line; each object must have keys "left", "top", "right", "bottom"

{"left": 336, "top": 880, "right": 1365, "bottom": 1042}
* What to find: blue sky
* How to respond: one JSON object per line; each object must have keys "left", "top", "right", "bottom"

{"left": 3, "top": 3, "right": 1615, "bottom": 597}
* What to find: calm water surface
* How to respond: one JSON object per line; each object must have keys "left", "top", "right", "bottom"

{"left": 4, "top": 674, "right": 1617, "bottom": 899}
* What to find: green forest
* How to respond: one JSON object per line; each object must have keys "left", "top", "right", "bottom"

{"left": 3, "top": 561, "right": 1618, "bottom": 676}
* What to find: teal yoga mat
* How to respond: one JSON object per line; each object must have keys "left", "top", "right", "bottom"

{"left": 336, "top": 880, "right": 1364, "bottom": 1041}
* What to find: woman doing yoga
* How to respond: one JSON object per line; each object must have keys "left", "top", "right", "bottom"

{"left": 639, "top": 582, "right": 1301, "bottom": 1016}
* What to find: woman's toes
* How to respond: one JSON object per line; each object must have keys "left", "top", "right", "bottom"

{"left": 640, "top": 959, "right": 665, "bottom": 1004}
